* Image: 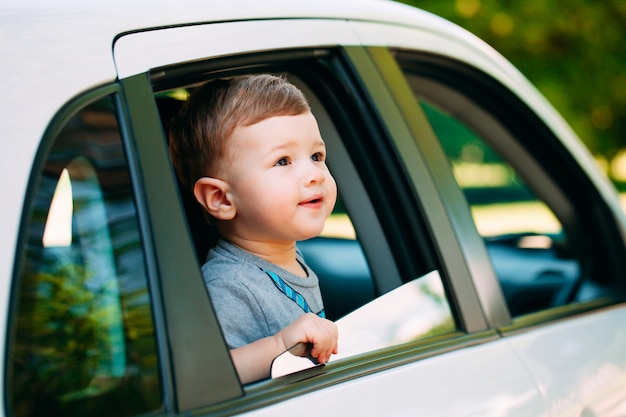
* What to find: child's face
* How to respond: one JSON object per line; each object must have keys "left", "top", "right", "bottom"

{"left": 222, "top": 112, "right": 337, "bottom": 244}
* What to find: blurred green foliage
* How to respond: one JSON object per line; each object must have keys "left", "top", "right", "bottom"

{"left": 398, "top": 0, "right": 626, "bottom": 184}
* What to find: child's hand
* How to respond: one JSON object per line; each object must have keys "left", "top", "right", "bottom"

{"left": 277, "top": 313, "right": 338, "bottom": 364}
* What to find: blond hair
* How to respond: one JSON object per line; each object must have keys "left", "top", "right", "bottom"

{"left": 169, "top": 74, "right": 310, "bottom": 192}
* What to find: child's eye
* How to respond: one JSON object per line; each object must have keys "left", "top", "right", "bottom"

{"left": 311, "top": 152, "right": 324, "bottom": 162}
{"left": 275, "top": 157, "right": 289, "bottom": 166}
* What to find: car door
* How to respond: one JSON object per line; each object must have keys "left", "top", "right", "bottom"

{"left": 111, "top": 17, "right": 549, "bottom": 416}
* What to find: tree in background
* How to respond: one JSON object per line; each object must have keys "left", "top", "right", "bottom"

{"left": 399, "top": 0, "right": 626, "bottom": 187}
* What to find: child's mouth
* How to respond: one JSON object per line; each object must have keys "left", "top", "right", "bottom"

{"left": 300, "top": 195, "right": 323, "bottom": 207}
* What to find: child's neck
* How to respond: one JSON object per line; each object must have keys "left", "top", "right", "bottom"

{"left": 229, "top": 238, "right": 307, "bottom": 278}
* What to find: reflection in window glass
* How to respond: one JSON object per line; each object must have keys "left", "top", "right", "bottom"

{"left": 42, "top": 169, "right": 73, "bottom": 247}
{"left": 9, "top": 97, "right": 162, "bottom": 417}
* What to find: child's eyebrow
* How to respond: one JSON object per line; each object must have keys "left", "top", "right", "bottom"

{"left": 266, "top": 138, "right": 326, "bottom": 154}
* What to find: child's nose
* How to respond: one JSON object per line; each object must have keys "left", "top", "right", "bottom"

{"left": 304, "top": 161, "right": 326, "bottom": 185}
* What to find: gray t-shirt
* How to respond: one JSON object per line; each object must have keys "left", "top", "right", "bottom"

{"left": 201, "top": 239, "right": 325, "bottom": 349}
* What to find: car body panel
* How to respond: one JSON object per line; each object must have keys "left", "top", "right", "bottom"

{"left": 505, "top": 307, "right": 626, "bottom": 416}
{"left": 241, "top": 339, "right": 546, "bottom": 417}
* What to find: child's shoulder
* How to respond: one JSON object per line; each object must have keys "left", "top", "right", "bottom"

{"left": 201, "top": 239, "right": 265, "bottom": 283}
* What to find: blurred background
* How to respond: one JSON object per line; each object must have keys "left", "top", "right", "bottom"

{"left": 398, "top": 0, "right": 626, "bottom": 194}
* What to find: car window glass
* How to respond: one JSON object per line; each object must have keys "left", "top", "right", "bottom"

{"left": 399, "top": 69, "right": 586, "bottom": 317}
{"left": 423, "top": 101, "right": 580, "bottom": 316}
{"left": 8, "top": 96, "right": 162, "bottom": 417}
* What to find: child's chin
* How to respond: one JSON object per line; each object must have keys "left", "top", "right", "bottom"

{"left": 298, "top": 230, "right": 325, "bottom": 242}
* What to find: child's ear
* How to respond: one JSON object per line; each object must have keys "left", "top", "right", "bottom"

{"left": 193, "top": 177, "right": 236, "bottom": 220}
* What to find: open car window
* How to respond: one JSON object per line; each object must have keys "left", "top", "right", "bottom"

{"left": 152, "top": 51, "right": 458, "bottom": 376}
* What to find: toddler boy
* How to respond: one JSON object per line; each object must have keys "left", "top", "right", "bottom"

{"left": 168, "top": 74, "right": 338, "bottom": 383}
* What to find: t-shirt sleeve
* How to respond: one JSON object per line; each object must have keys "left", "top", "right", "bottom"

{"left": 206, "top": 278, "right": 270, "bottom": 349}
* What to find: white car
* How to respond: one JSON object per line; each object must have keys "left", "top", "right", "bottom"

{"left": 2, "top": 1, "right": 626, "bottom": 416}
